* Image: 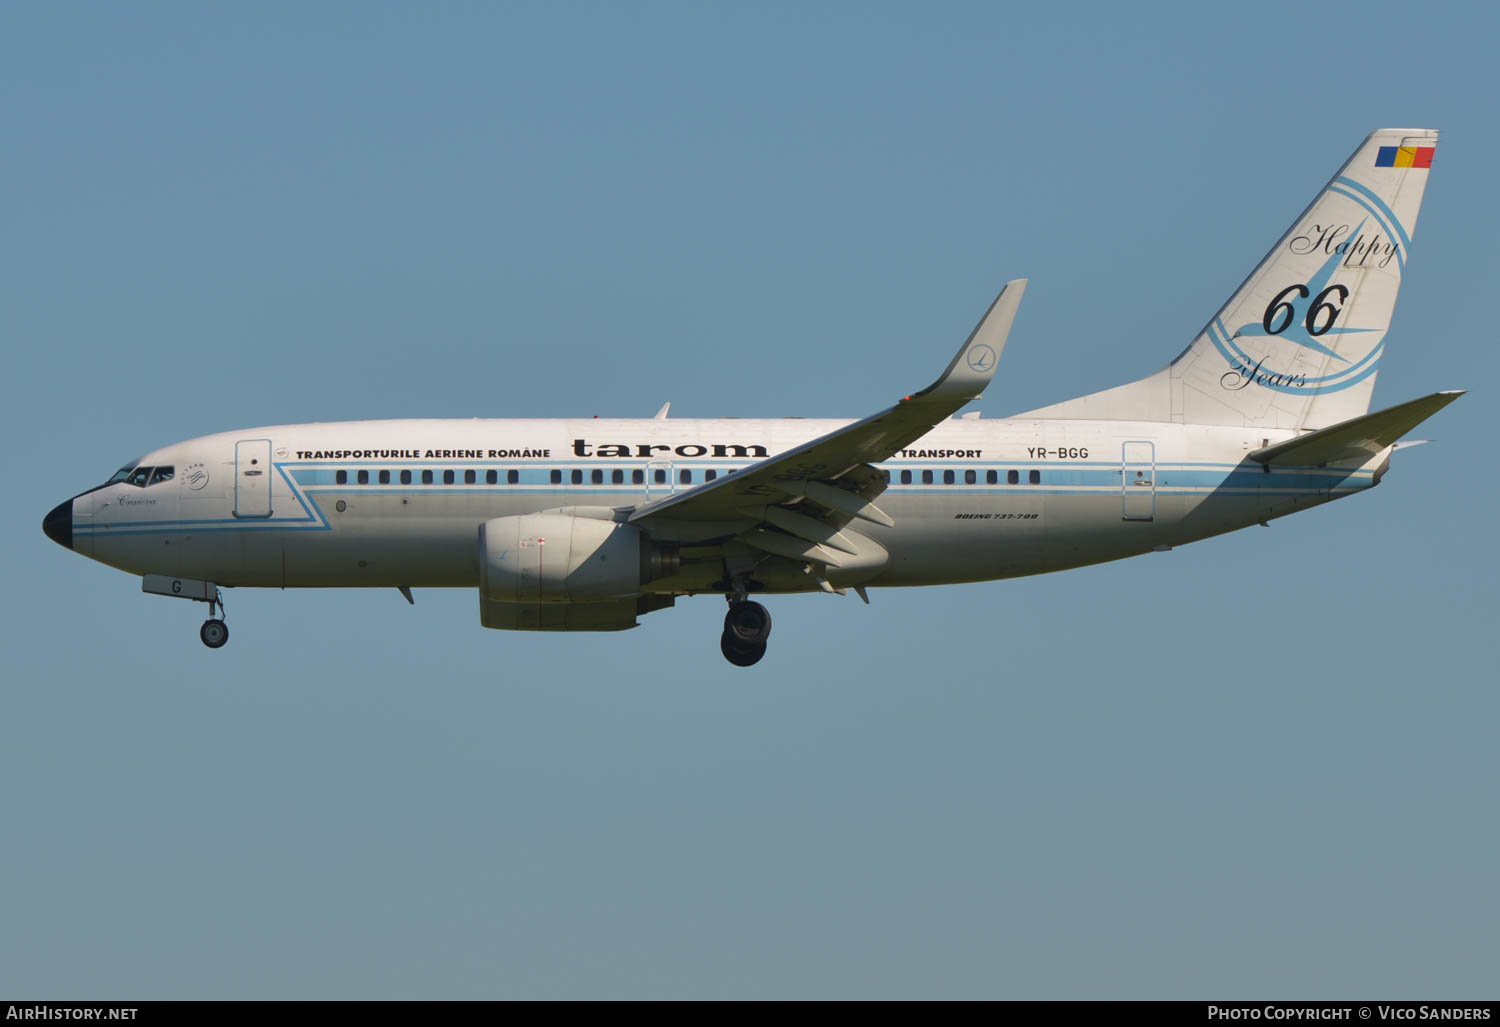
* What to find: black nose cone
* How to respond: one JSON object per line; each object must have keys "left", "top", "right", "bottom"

{"left": 43, "top": 500, "right": 73, "bottom": 550}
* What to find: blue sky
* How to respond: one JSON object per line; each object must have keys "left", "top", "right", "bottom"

{"left": 5, "top": 1, "right": 1497, "bottom": 998}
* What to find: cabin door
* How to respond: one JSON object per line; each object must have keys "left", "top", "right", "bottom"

{"left": 1121, "top": 441, "right": 1155, "bottom": 521}
{"left": 234, "top": 439, "right": 273, "bottom": 518}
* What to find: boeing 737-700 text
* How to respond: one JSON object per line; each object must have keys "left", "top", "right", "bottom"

{"left": 43, "top": 129, "right": 1461, "bottom": 665}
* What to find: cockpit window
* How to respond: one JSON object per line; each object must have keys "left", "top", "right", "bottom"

{"left": 107, "top": 460, "right": 142, "bottom": 485}
{"left": 126, "top": 467, "right": 153, "bottom": 488}
{"left": 148, "top": 466, "right": 174, "bottom": 485}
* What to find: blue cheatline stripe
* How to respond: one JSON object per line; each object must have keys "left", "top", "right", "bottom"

{"left": 78, "top": 483, "right": 1376, "bottom": 536}
{"left": 285, "top": 470, "right": 1375, "bottom": 492}
{"left": 76, "top": 484, "right": 1373, "bottom": 535}
{"left": 77, "top": 455, "right": 1378, "bottom": 537}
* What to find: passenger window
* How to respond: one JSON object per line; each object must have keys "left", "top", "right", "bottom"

{"left": 379, "top": 470, "right": 391, "bottom": 485}
{"left": 680, "top": 469, "right": 692, "bottom": 484}
{"left": 358, "top": 470, "right": 370, "bottom": 485}
{"left": 964, "top": 469, "right": 976, "bottom": 485}
{"left": 921, "top": 470, "right": 933, "bottom": 485}
{"left": 591, "top": 469, "right": 603, "bottom": 485}
{"left": 443, "top": 470, "right": 455, "bottom": 485}
{"left": 550, "top": 470, "right": 562, "bottom": 485}
{"left": 422, "top": 470, "right": 434, "bottom": 485}
{"left": 571, "top": 469, "right": 583, "bottom": 485}
{"left": 126, "top": 467, "right": 153, "bottom": 487}
{"left": 705, "top": 469, "right": 717, "bottom": 481}
{"left": 1007, "top": 470, "right": 1019, "bottom": 485}
{"left": 900, "top": 470, "right": 912, "bottom": 485}
{"left": 612, "top": 469, "right": 624, "bottom": 485}
{"left": 632, "top": 469, "right": 644, "bottom": 485}
{"left": 986, "top": 470, "right": 997, "bottom": 485}
{"left": 336, "top": 470, "right": 348, "bottom": 485}
{"left": 654, "top": 469, "right": 667, "bottom": 484}
{"left": 400, "top": 470, "right": 412, "bottom": 485}
{"left": 943, "top": 470, "right": 955, "bottom": 485}
{"left": 507, "top": 470, "right": 518, "bottom": 485}
{"left": 1029, "top": 470, "right": 1041, "bottom": 485}
{"left": 465, "top": 470, "right": 477, "bottom": 485}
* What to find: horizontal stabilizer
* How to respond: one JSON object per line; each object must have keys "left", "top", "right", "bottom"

{"left": 1249, "top": 391, "right": 1464, "bottom": 466}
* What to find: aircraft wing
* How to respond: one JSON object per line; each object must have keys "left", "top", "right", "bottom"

{"left": 629, "top": 280, "right": 1026, "bottom": 538}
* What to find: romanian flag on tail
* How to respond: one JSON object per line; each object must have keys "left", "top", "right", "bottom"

{"left": 1376, "top": 145, "right": 1434, "bottom": 169}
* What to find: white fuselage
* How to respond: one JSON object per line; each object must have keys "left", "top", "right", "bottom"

{"left": 66, "top": 416, "right": 1385, "bottom": 593}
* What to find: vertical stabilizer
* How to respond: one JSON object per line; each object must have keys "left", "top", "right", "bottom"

{"left": 1023, "top": 129, "right": 1438, "bottom": 430}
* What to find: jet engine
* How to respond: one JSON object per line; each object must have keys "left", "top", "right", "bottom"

{"left": 478, "top": 512, "right": 678, "bottom": 604}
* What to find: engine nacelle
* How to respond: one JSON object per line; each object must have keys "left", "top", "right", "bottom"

{"left": 478, "top": 512, "right": 676, "bottom": 603}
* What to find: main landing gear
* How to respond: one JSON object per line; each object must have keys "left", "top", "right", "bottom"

{"left": 721, "top": 597, "right": 772, "bottom": 667}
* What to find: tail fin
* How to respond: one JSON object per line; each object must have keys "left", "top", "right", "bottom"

{"left": 1024, "top": 129, "right": 1438, "bottom": 430}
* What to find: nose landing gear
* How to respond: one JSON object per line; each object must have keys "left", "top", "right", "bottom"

{"left": 200, "top": 616, "right": 229, "bottom": 649}
{"left": 199, "top": 589, "right": 229, "bottom": 649}
{"left": 721, "top": 595, "right": 771, "bottom": 667}
{"left": 140, "top": 574, "right": 230, "bottom": 650}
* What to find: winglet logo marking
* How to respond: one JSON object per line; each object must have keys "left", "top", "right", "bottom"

{"left": 967, "top": 344, "right": 996, "bottom": 373}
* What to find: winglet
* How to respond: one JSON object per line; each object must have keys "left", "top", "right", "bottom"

{"left": 907, "top": 279, "right": 1026, "bottom": 406}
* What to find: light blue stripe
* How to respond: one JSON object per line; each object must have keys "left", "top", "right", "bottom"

{"left": 1332, "top": 176, "right": 1412, "bottom": 250}
{"left": 1208, "top": 318, "right": 1382, "bottom": 396}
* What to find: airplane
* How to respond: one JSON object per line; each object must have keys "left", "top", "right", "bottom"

{"left": 43, "top": 128, "right": 1461, "bottom": 666}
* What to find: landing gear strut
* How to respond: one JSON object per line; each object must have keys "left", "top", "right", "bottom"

{"left": 721, "top": 595, "right": 771, "bottom": 667}
{"left": 200, "top": 589, "right": 229, "bottom": 649}
{"left": 140, "top": 575, "right": 231, "bottom": 650}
